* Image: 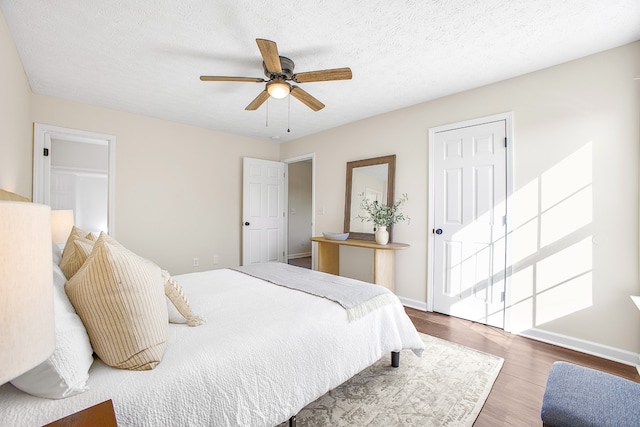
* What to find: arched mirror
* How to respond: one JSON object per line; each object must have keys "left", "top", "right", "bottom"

{"left": 344, "top": 155, "right": 395, "bottom": 241}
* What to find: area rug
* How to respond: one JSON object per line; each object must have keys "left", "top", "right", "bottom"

{"left": 278, "top": 333, "right": 504, "bottom": 427}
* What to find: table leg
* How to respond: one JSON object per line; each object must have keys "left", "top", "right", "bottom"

{"left": 317, "top": 241, "right": 339, "bottom": 275}
{"left": 373, "top": 249, "right": 395, "bottom": 292}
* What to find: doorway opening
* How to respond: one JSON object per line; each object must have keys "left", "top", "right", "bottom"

{"left": 284, "top": 154, "right": 315, "bottom": 270}
{"left": 33, "top": 123, "right": 116, "bottom": 236}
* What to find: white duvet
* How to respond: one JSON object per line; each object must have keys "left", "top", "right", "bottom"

{"left": 0, "top": 268, "right": 424, "bottom": 426}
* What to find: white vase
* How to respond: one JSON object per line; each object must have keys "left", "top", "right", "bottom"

{"left": 375, "top": 225, "right": 389, "bottom": 245}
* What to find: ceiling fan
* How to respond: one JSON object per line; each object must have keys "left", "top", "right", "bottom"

{"left": 200, "top": 39, "right": 352, "bottom": 112}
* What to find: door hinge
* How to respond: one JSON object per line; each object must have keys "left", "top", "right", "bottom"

{"left": 501, "top": 291, "right": 505, "bottom": 302}
{"left": 502, "top": 215, "right": 507, "bottom": 226}
{"left": 43, "top": 148, "right": 49, "bottom": 156}
{"left": 504, "top": 137, "right": 507, "bottom": 147}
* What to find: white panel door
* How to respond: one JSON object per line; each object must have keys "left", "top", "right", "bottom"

{"left": 242, "top": 157, "right": 285, "bottom": 266}
{"left": 432, "top": 120, "right": 507, "bottom": 328}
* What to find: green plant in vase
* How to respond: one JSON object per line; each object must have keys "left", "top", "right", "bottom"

{"left": 357, "top": 193, "right": 409, "bottom": 244}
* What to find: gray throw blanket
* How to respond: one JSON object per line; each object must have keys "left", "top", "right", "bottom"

{"left": 231, "top": 263, "right": 397, "bottom": 321}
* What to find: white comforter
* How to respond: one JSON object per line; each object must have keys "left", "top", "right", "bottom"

{"left": 0, "top": 268, "right": 424, "bottom": 426}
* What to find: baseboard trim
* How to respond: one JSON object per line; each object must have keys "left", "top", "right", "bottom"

{"left": 519, "top": 328, "right": 640, "bottom": 367}
{"left": 287, "top": 252, "right": 311, "bottom": 260}
{"left": 398, "top": 296, "right": 427, "bottom": 312}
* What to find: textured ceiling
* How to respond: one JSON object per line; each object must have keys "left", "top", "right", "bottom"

{"left": 1, "top": 0, "right": 639, "bottom": 142}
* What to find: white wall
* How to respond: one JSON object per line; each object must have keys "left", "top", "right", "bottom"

{"left": 0, "top": 10, "right": 32, "bottom": 197}
{"left": 281, "top": 42, "right": 640, "bottom": 358}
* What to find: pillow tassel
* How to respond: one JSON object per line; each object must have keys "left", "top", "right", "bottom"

{"left": 164, "top": 274, "right": 206, "bottom": 327}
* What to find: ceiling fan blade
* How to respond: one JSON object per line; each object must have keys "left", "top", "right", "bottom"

{"left": 245, "top": 90, "right": 270, "bottom": 111}
{"left": 256, "top": 38, "right": 282, "bottom": 74}
{"left": 293, "top": 67, "right": 352, "bottom": 83}
{"left": 200, "top": 76, "right": 265, "bottom": 82}
{"left": 290, "top": 86, "right": 325, "bottom": 111}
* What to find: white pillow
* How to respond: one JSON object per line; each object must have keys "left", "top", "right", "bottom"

{"left": 11, "top": 264, "right": 94, "bottom": 399}
{"left": 52, "top": 243, "right": 62, "bottom": 266}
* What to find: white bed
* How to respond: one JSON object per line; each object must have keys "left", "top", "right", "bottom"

{"left": 0, "top": 267, "right": 424, "bottom": 426}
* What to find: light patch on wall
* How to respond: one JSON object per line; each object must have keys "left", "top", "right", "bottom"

{"left": 541, "top": 143, "right": 593, "bottom": 211}
{"left": 537, "top": 237, "right": 592, "bottom": 293}
{"left": 536, "top": 272, "right": 593, "bottom": 325}
{"left": 510, "top": 178, "right": 539, "bottom": 228}
{"left": 511, "top": 218, "right": 539, "bottom": 264}
{"left": 540, "top": 186, "right": 592, "bottom": 248}
{"left": 509, "top": 266, "right": 535, "bottom": 331}
{"left": 508, "top": 142, "right": 593, "bottom": 333}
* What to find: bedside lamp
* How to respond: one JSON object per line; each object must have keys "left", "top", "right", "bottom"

{"left": 0, "top": 202, "right": 55, "bottom": 384}
{"left": 51, "top": 209, "right": 74, "bottom": 247}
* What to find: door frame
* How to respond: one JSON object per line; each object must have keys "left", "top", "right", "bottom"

{"left": 33, "top": 123, "right": 117, "bottom": 236}
{"left": 427, "top": 112, "right": 514, "bottom": 331}
{"left": 282, "top": 153, "right": 316, "bottom": 269}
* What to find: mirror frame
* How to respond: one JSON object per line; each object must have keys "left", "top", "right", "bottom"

{"left": 344, "top": 154, "right": 396, "bottom": 241}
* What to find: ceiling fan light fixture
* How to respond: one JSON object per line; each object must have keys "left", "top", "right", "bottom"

{"left": 267, "top": 81, "right": 291, "bottom": 99}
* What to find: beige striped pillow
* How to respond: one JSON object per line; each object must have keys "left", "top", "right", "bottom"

{"left": 72, "top": 238, "right": 95, "bottom": 263}
{"left": 65, "top": 233, "right": 168, "bottom": 370}
{"left": 60, "top": 226, "right": 95, "bottom": 279}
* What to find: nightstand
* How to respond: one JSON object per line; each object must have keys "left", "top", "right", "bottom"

{"left": 44, "top": 400, "right": 117, "bottom": 427}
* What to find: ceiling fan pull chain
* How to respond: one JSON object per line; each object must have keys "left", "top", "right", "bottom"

{"left": 265, "top": 98, "right": 269, "bottom": 128}
{"left": 287, "top": 95, "right": 291, "bottom": 133}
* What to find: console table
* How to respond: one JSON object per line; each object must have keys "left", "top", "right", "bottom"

{"left": 311, "top": 237, "right": 409, "bottom": 292}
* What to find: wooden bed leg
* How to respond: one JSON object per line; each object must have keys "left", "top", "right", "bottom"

{"left": 391, "top": 351, "right": 400, "bottom": 368}
{"left": 289, "top": 415, "right": 296, "bottom": 427}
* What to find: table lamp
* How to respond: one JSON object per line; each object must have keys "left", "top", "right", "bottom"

{"left": 0, "top": 201, "right": 55, "bottom": 384}
{"left": 51, "top": 209, "right": 74, "bottom": 246}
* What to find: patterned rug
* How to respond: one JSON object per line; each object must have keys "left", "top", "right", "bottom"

{"left": 279, "top": 333, "right": 504, "bottom": 427}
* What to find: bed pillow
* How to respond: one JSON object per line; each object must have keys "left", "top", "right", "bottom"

{"left": 59, "top": 226, "right": 95, "bottom": 279}
{"left": 72, "top": 238, "right": 96, "bottom": 264}
{"left": 52, "top": 243, "right": 62, "bottom": 265}
{"left": 11, "top": 264, "right": 94, "bottom": 399}
{"left": 162, "top": 270, "right": 205, "bottom": 327}
{"left": 65, "top": 233, "right": 168, "bottom": 371}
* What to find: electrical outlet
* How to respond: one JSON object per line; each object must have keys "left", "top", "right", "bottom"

{"left": 213, "top": 255, "right": 219, "bottom": 265}
{"left": 193, "top": 258, "right": 199, "bottom": 267}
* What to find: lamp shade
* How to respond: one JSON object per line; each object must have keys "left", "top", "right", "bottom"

{"left": 0, "top": 202, "right": 55, "bottom": 384}
{"left": 51, "top": 209, "right": 74, "bottom": 245}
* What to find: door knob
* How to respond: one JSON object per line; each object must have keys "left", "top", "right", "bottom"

{"left": 244, "top": 221, "right": 250, "bottom": 226}
{"left": 435, "top": 228, "right": 443, "bottom": 235}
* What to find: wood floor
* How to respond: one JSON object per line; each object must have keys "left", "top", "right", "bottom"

{"left": 406, "top": 308, "right": 639, "bottom": 426}
{"left": 288, "top": 256, "right": 311, "bottom": 269}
